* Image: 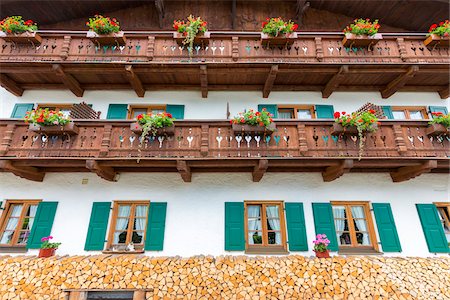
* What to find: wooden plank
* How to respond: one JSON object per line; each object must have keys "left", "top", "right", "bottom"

{"left": 231, "top": 0, "right": 237, "bottom": 29}
{"left": 0, "top": 74, "right": 23, "bottom": 96}
{"left": 0, "top": 160, "right": 44, "bottom": 182}
{"left": 263, "top": 65, "right": 279, "bottom": 98}
{"left": 86, "top": 160, "right": 117, "bottom": 182}
{"left": 390, "top": 160, "right": 437, "bottom": 182}
{"left": 296, "top": 0, "right": 310, "bottom": 26}
{"left": 322, "top": 159, "right": 353, "bottom": 182}
{"left": 252, "top": 159, "right": 268, "bottom": 182}
{"left": 177, "top": 160, "right": 191, "bottom": 182}
{"left": 155, "top": 0, "right": 165, "bottom": 29}
{"left": 438, "top": 86, "right": 449, "bottom": 99}
{"left": 52, "top": 64, "right": 84, "bottom": 97}
{"left": 200, "top": 65, "right": 208, "bottom": 98}
{"left": 125, "top": 65, "right": 145, "bottom": 97}
{"left": 321, "top": 65, "right": 349, "bottom": 98}
{"left": 380, "top": 66, "right": 419, "bottom": 99}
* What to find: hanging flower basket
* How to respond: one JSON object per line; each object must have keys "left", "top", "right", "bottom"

{"left": 427, "top": 112, "right": 450, "bottom": 136}
{"left": 426, "top": 123, "right": 449, "bottom": 136}
{"left": 232, "top": 123, "right": 276, "bottom": 135}
{"left": 29, "top": 122, "right": 79, "bottom": 136}
{"left": 0, "top": 31, "right": 42, "bottom": 44}
{"left": 38, "top": 248, "right": 56, "bottom": 258}
{"left": 424, "top": 34, "right": 450, "bottom": 48}
{"left": 130, "top": 122, "right": 175, "bottom": 136}
{"left": 86, "top": 31, "right": 126, "bottom": 46}
{"left": 314, "top": 250, "right": 330, "bottom": 258}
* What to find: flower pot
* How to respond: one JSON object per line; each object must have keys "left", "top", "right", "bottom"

{"left": 330, "top": 123, "right": 378, "bottom": 136}
{"left": 28, "top": 122, "right": 79, "bottom": 136}
{"left": 314, "top": 250, "right": 330, "bottom": 258}
{"left": 38, "top": 248, "right": 56, "bottom": 258}
{"left": 173, "top": 31, "right": 210, "bottom": 46}
{"left": 342, "top": 33, "right": 382, "bottom": 48}
{"left": 426, "top": 123, "right": 449, "bottom": 136}
{"left": 424, "top": 34, "right": 450, "bottom": 48}
{"left": 86, "top": 31, "right": 126, "bottom": 46}
{"left": 232, "top": 123, "right": 275, "bottom": 135}
{"left": 0, "top": 31, "right": 42, "bottom": 44}
{"left": 260, "top": 32, "right": 298, "bottom": 47}
{"left": 130, "top": 122, "right": 175, "bottom": 136}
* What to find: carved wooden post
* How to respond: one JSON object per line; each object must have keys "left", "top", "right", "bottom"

{"left": 99, "top": 124, "right": 112, "bottom": 157}
{"left": 314, "top": 37, "right": 324, "bottom": 62}
{"left": 232, "top": 36, "right": 239, "bottom": 62}
{"left": 146, "top": 36, "right": 155, "bottom": 61}
{"left": 392, "top": 124, "right": 408, "bottom": 155}
{"left": 60, "top": 35, "right": 72, "bottom": 60}
{"left": 396, "top": 37, "right": 408, "bottom": 62}
{"left": 297, "top": 123, "right": 308, "bottom": 155}
{"left": 200, "top": 124, "right": 209, "bottom": 157}
{"left": 0, "top": 124, "right": 16, "bottom": 156}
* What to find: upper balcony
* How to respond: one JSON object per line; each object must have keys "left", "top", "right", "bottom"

{"left": 0, "top": 31, "right": 449, "bottom": 99}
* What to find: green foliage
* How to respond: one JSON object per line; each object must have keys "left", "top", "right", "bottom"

{"left": 173, "top": 15, "right": 207, "bottom": 56}
{"left": 231, "top": 109, "right": 274, "bottom": 129}
{"left": 261, "top": 17, "right": 298, "bottom": 37}
{"left": 24, "top": 108, "right": 71, "bottom": 126}
{"left": 429, "top": 112, "right": 450, "bottom": 128}
{"left": 428, "top": 20, "right": 450, "bottom": 37}
{"left": 343, "top": 18, "right": 380, "bottom": 36}
{"left": 86, "top": 15, "right": 120, "bottom": 34}
{"left": 0, "top": 16, "right": 38, "bottom": 33}
{"left": 40, "top": 236, "right": 61, "bottom": 249}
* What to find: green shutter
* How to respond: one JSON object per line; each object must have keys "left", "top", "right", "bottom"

{"left": 10, "top": 103, "right": 34, "bottom": 118}
{"left": 27, "top": 202, "right": 58, "bottom": 249}
{"left": 315, "top": 105, "right": 334, "bottom": 119}
{"left": 372, "top": 203, "right": 402, "bottom": 252}
{"left": 312, "top": 203, "right": 338, "bottom": 251}
{"left": 382, "top": 106, "right": 394, "bottom": 119}
{"left": 258, "top": 104, "right": 278, "bottom": 118}
{"left": 429, "top": 106, "right": 448, "bottom": 115}
{"left": 416, "top": 204, "right": 449, "bottom": 253}
{"left": 285, "top": 203, "right": 308, "bottom": 251}
{"left": 145, "top": 202, "right": 167, "bottom": 251}
{"left": 225, "top": 202, "right": 245, "bottom": 251}
{"left": 84, "top": 202, "right": 111, "bottom": 251}
{"left": 166, "top": 105, "right": 185, "bottom": 120}
{"left": 106, "top": 104, "right": 128, "bottom": 119}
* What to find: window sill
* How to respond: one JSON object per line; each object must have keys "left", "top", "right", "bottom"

{"left": 245, "top": 247, "right": 289, "bottom": 255}
{"left": 102, "top": 250, "right": 145, "bottom": 255}
{"left": 0, "top": 245, "right": 28, "bottom": 253}
{"left": 338, "top": 248, "right": 383, "bottom": 256}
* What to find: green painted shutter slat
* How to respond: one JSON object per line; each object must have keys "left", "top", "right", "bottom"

{"left": 84, "top": 202, "right": 111, "bottom": 251}
{"left": 145, "top": 202, "right": 167, "bottom": 251}
{"left": 382, "top": 106, "right": 394, "bottom": 119}
{"left": 315, "top": 105, "right": 335, "bottom": 119}
{"left": 258, "top": 104, "right": 278, "bottom": 118}
{"left": 88, "top": 104, "right": 93, "bottom": 108}
{"left": 166, "top": 105, "right": 185, "bottom": 119}
{"left": 429, "top": 106, "right": 448, "bottom": 115}
{"left": 285, "top": 203, "right": 308, "bottom": 251}
{"left": 416, "top": 204, "right": 449, "bottom": 253}
{"left": 27, "top": 202, "right": 58, "bottom": 249}
{"left": 106, "top": 104, "right": 128, "bottom": 119}
{"left": 10, "top": 103, "right": 34, "bottom": 118}
{"left": 312, "top": 203, "right": 338, "bottom": 251}
{"left": 225, "top": 202, "right": 245, "bottom": 251}
{"left": 372, "top": 203, "right": 402, "bottom": 252}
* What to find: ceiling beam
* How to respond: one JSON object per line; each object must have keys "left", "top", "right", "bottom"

{"left": 322, "top": 159, "right": 353, "bottom": 182}
{"left": 322, "top": 65, "right": 349, "bottom": 98}
{"left": 380, "top": 66, "right": 419, "bottom": 98}
{"left": 390, "top": 160, "right": 437, "bottom": 183}
{"left": 263, "top": 65, "right": 279, "bottom": 98}
{"left": 296, "top": 0, "right": 310, "bottom": 26}
{"left": 177, "top": 160, "right": 191, "bottom": 182}
{"left": 231, "top": 0, "right": 237, "bottom": 29}
{"left": 0, "top": 160, "right": 44, "bottom": 182}
{"left": 200, "top": 65, "right": 208, "bottom": 98}
{"left": 86, "top": 160, "right": 117, "bottom": 182}
{"left": 125, "top": 65, "right": 145, "bottom": 97}
{"left": 155, "top": 0, "right": 165, "bottom": 29}
{"left": 52, "top": 64, "right": 84, "bottom": 97}
{"left": 438, "top": 86, "right": 449, "bottom": 99}
{"left": 0, "top": 74, "right": 24, "bottom": 96}
{"left": 252, "top": 159, "right": 269, "bottom": 182}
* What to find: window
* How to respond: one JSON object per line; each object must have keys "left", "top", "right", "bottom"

{"left": 245, "top": 201, "right": 287, "bottom": 252}
{"left": 128, "top": 105, "right": 166, "bottom": 119}
{"left": 277, "top": 105, "right": 315, "bottom": 119}
{"left": 107, "top": 201, "right": 149, "bottom": 251}
{"left": 391, "top": 106, "right": 428, "bottom": 120}
{"left": 435, "top": 203, "right": 450, "bottom": 243}
{"left": 0, "top": 200, "right": 40, "bottom": 246}
{"left": 331, "top": 202, "right": 378, "bottom": 251}
{"left": 37, "top": 104, "right": 73, "bottom": 118}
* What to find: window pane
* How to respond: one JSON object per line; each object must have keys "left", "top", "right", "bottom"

{"left": 247, "top": 205, "right": 261, "bottom": 218}
{"left": 437, "top": 208, "right": 450, "bottom": 232}
{"left": 278, "top": 110, "right": 294, "bottom": 119}
{"left": 392, "top": 111, "right": 406, "bottom": 119}
{"left": 337, "top": 232, "right": 352, "bottom": 245}
{"left": 10, "top": 205, "right": 23, "bottom": 217}
{"left": 17, "top": 231, "right": 31, "bottom": 244}
{"left": 351, "top": 206, "right": 366, "bottom": 219}
{"left": 135, "top": 205, "right": 147, "bottom": 217}
{"left": 0, "top": 231, "right": 14, "bottom": 244}
{"left": 248, "top": 232, "right": 262, "bottom": 245}
{"left": 113, "top": 231, "right": 128, "bottom": 244}
{"left": 266, "top": 205, "right": 279, "bottom": 218}
{"left": 267, "top": 232, "right": 281, "bottom": 245}
{"left": 297, "top": 109, "right": 312, "bottom": 119}
{"left": 248, "top": 219, "right": 262, "bottom": 231}
{"left": 134, "top": 218, "right": 146, "bottom": 231}
{"left": 117, "top": 205, "right": 131, "bottom": 217}
{"left": 132, "top": 108, "right": 147, "bottom": 118}
{"left": 152, "top": 109, "right": 165, "bottom": 114}
{"left": 333, "top": 206, "right": 346, "bottom": 218}
{"left": 115, "top": 218, "right": 129, "bottom": 230}
{"left": 131, "top": 231, "right": 144, "bottom": 244}
{"left": 355, "top": 232, "right": 371, "bottom": 245}
{"left": 409, "top": 110, "right": 423, "bottom": 120}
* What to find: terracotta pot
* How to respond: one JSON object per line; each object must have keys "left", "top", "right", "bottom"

{"left": 28, "top": 122, "right": 79, "bottom": 136}
{"left": 0, "top": 31, "right": 42, "bottom": 44}
{"left": 424, "top": 34, "right": 450, "bottom": 48}
{"left": 38, "top": 248, "right": 56, "bottom": 258}
{"left": 426, "top": 123, "right": 449, "bottom": 136}
{"left": 330, "top": 123, "right": 377, "bottom": 136}
{"left": 130, "top": 123, "right": 175, "bottom": 136}
{"left": 315, "top": 250, "right": 330, "bottom": 258}
{"left": 342, "top": 33, "right": 382, "bottom": 48}
{"left": 261, "top": 32, "right": 298, "bottom": 47}
{"left": 173, "top": 31, "right": 210, "bottom": 46}
{"left": 86, "top": 31, "right": 126, "bottom": 46}
{"left": 232, "top": 123, "right": 275, "bottom": 135}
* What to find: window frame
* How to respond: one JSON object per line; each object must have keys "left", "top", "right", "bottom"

{"left": 330, "top": 201, "right": 379, "bottom": 251}
{"left": 434, "top": 202, "right": 450, "bottom": 238}
{"left": 391, "top": 106, "right": 428, "bottom": 120}
{"left": 0, "top": 200, "right": 41, "bottom": 247}
{"left": 128, "top": 105, "right": 166, "bottom": 119}
{"left": 277, "top": 105, "right": 316, "bottom": 119}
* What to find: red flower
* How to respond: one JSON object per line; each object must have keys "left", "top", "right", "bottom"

{"left": 166, "top": 113, "right": 173, "bottom": 118}
{"left": 230, "top": 120, "right": 233, "bottom": 124}
{"left": 259, "top": 122, "right": 264, "bottom": 126}
{"left": 137, "top": 114, "right": 143, "bottom": 120}
{"left": 24, "top": 20, "right": 33, "bottom": 26}
{"left": 262, "top": 21, "right": 268, "bottom": 27}
{"left": 358, "top": 119, "right": 363, "bottom": 123}
{"left": 439, "top": 21, "right": 444, "bottom": 26}
{"left": 369, "top": 109, "right": 376, "bottom": 114}
{"left": 240, "top": 118, "right": 245, "bottom": 123}
{"left": 292, "top": 24, "right": 298, "bottom": 31}
{"left": 429, "top": 24, "right": 438, "bottom": 32}
{"left": 333, "top": 112, "right": 341, "bottom": 118}
{"left": 342, "top": 111, "right": 346, "bottom": 115}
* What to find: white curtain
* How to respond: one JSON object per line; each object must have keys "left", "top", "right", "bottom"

{"left": 247, "top": 206, "right": 260, "bottom": 231}
{"left": 266, "top": 206, "right": 281, "bottom": 245}
{"left": 333, "top": 206, "right": 346, "bottom": 245}
{"left": 27, "top": 205, "right": 38, "bottom": 231}
{"left": 351, "top": 206, "right": 370, "bottom": 245}
{"left": 135, "top": 206, "right": 147, "bottom": 231}
{"left": 0, "top": 205, "right": 22, "bottom": 244}
{"left": 278, "top": 111, "right": 292, "bottom": 119}
{"left": 115, "top": 206, "right": 130, "bottom": 243}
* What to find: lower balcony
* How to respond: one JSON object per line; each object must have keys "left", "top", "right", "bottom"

{"left": 0, "top": 119, "right": 448, "bottom": 183}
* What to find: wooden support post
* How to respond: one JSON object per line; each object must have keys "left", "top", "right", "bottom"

{"left": 0, "top": 124, "right": 16, "bottom": 156}
{"left": 99, "top": 124, "right": 112, "bottom": 157}
{"left": 438, "top": 86, "right": 449, "bottom": 99}
{"left": 0, "top": 74, "right": 24, "bottom": 96}
{"left": 232, "top": 36, "right": 239, "bottom": 61}
{"left": 231, "top": 0, "right": 237, "bottom": 29}
{"left": 60, "top": 35, "right": 71, "bottom": 60}
{"left": 380, "top": 66, "right": 419, "bottom": 98}
{"left": 200, "top": 65, "right": 208, "bottom": 98}
{"left": 263, "top": 65, "right": 278, "bottom": 98}
{"left": 155, "top": 0, "right": 165, "bottom": 29}
{"left": 86, "top": 160, "right": 117, "bottom": 182}
{"left": 177, "top": 160, "right": 192, "bottom": 182}
{"left": 314, "top": 37, "right": 324, "bottom": 61}
{"left": 297, "top": 123, "right": 308, "bottom": 155}
{"left": 322, "top": 65, "right": 349, "bottom": 98}
{"left": 0, "top": 160, "right": 44, "bottom": 182}
{"left": 392, "top": 124, "right": 408, "bottom": 154}
{"left": 53, "top": 64, "right": 84, "bottom": 97}
{"left": 390, "top": 160, "right": 437, "bottom": 182}
{"left": 146, "top": 36, "right": 155, "bottom": 61}
{"left": 252, "top": 159, "right": 269, "bottom": 182}
{"left": 125, "top": 65, "right": 145, "bottom": 97}
{"left": 200, "top": 124, "right": 209, "bottom": 157}
{"left": 322, "top": 159, "right": 353, "bottom": 182}
{"left": 396, "top": 37, "right": 408, "bottom": 62}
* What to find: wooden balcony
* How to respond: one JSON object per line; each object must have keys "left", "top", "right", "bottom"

{"left": 0, "top": 119, "right": 448, "bottom": 183}
{"left": 0, "top": 32, "right": 449, "bottom": 99}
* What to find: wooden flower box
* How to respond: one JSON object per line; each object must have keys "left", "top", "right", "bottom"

{"left": 425, "top": 123, "right": 449, "bottom": 136}
{"left": 342, "top": 33, "right": 382, "bottom": 48}
{"left": 130, "top": 123, "right": 175, "bottom": 136}
{"left": 330, "top": 123, "right": 378, "bottom": 136}
{"left": 232, "top": 124, "right": 275, "bottom": 135}
{"left": 0, "top": 31, "right": 42, "bottom": 44}
{"left": 28, "top": 122, "right": 79, "bottom": 136}
{"left": 423, "top": 34, "right": 450, "bottom": 48}
{"left": 261, "top": 32, "right": 297, "bottom": 47}
{"left": 173, "top": 31, "right": 210, "bottom": 46}
{"left": 86, "top": 31, "right": 126, "bottom": 46}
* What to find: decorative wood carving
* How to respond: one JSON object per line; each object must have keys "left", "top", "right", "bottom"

{"left": 381, "top": 66, "right": 419, "bottom": 99}
{"left": 314, "top": 37, "right": 324, "bottom": 62}
{"left": 322, "top": 159, "right": 353, "bottom": 182}
{"left": 53, "top": 64, "right": 84, "bottom": 97}
{"left": 60, "top": 35, "right": 71, "bottom": 60}
{"left": 252, "top": 159, "right": 269, "bottom": 182}
{"left": 392, "top": 124, "right": 408, "bottom": 154}
{"left": 0, "top": 160, "right": 44, "bottom": 182}
{"left": 231, "top": 36, "right": 239, "bottom": 61}
{"left": 146, "top": 36, "right": 155, "bottom": 61}
{"left": 322, "top": 65, "right": 348, "bottom": 98}
{"left": 200, "top": 124, "right": 209, "bottom": 157}
{"left": 0, "top": 124, "right": 16, "bottom": 156}
{"left": 125, "top": 65, "right": 145, "bottom": 97}
{"left": 297, "top": 123, "right": 308, "bottom": 155}
{"left": 396, "top": 37, "right": 407, "bottom": 62}
{"left": 86, "top": 160, "right": 117, "bottom": 182}
{"left": 100, "top": 124, "right": 113, "bottom": 157}
{"left": 177, "top": 160, "right": 191, "bottom": 182}
{"left": 0, "top": 74, "right": 23, "bottom": 96}
{"left": 263, "top": 65, "right": 278, "bottom": 98}
{"left": 390, "top": 160, "right": 437, "bottom": 182}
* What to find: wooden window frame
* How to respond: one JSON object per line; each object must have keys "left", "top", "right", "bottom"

{"left": 37, "top": 103, "right": 74, "bottom": 113}
{"left": 277, "top": 105, "right": 316, "bottom": 119}
{"left": 434, "top": 202, "right": 450, "bottom": 236}
{"left": 106, "top": 201, "right": 150, "bottom": 251}
{"left": 330, "top": 201, "right": 379, "bottom": 251}
{"left": 0, "top": 200, "right": 41, "bottom": 247}
{"left": 128, "top": 105, "right": 166, "bottom": 119}
{"left": 391, "top": 106, "right": 428, "bottom": 120}
{"left": 244, "top": 201, "right": 287, "bottom": 253}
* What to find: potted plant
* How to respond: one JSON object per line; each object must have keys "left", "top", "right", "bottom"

{"left": 86, "top": 14, "right": 126, "bottom": 46}
{"left": 0, "top": 16, "right": 41, "bottom": 44}
{"left": 313, "top": 234, "right": 331, "bottom": 258}
{"left": 424, "top": 20, "right": 450, "bottom": 48}
{"left": 25, "top": 108, "right": 79, "bottom": 135}
{"left": 342, "top": 18, "right": 382, "bottom": 48}
{"left": 173, "top": 15, "right": 209, "bottom": 54}
{"left": 231, "top": 108, "right": 276, "bottom": 135}
{"left": 261, "top": 17, "right": 298, "bottom": 47}
{"left": 38, "top": 236, "right": 61, "bottom": 258}
{"left": 131, "top": 112, "right": 175, "bottom": 141}
{"left": 426, "top": 111, "right": 450, "bottom": 136}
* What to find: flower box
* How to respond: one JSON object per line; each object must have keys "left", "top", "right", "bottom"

{"left": 38, "top": 248, "right": 56, "bottom": 258}
{"left": 425, "top": 123, "right": 449, "bottom": 136}
{"left": 0, "top": 31, "right": 42, "bottom": 44}
{"left": 86, "top": 31, "right": 126, "bottom": 46}
{"left": 173, "top": 31, "right": 210, "bottom": 46}
{"left": 130, "top": 123, "right": 175, "bottom": 136}
{"left": 331, "top": 123, "right": 378, "bottom": 136}
{"left": 423, "top": 34, "right": 450, "bottom": 48}
{"left": 232, "top": 124, "right": 275, "bottom": 135}
{"left": 314, "top": 250, "right": 330, "bottom": 258}
{"left": 342, "top": 33, "right": 382, "bottom": 48}
{"left": 261, "top": 32, "right": 297, "bottom": 47}
{"left": 28, "top": 122, "right": 79, "bottom": 136}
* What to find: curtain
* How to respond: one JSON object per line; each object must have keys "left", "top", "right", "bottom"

{"left": 351, "top": 206, "right": 370, "bottom": 245}
{"left": 278, "top": 111, "right": 292, "bottom": 119}
{"left": 247, "top": 206, "right": 261, "bottom": 245}
{"left": 27, "top": 205, "right": 38, "bottom": 231}
{"left": 333, "top": 206, "right": 346, "bottom": 245}
{"left": 115, "top": 205, "right": 131, "bottom": 244}
{"left": 0, "top": 205, "right": 22, "bottom": 244}
{"left": 266, "top": 206, "right": 281, "bottom": 245}
{"left": 297, "top": 110, "right": 312, "bottom": 119}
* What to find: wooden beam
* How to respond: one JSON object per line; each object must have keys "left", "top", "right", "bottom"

{"left": 296, "top": 0, "right": 310, "bottom": 26}
{"left": 125, "top": 65, "right": 145, "bottom": 97}
{"left": 0, "top": 160, "right": 44, "bottom": 182}
{"left": 252, "top": 159, "right": 269, "bottom": 182}
{"left": 155, "top": 0, "right": 165, "bottom": 29}
{"left": 86, "top": 160, "right": 117, "bottom": 182}
{"left": 0, "top": 74, "right": 23, "bottom": 96}
{"left": 321, "top": 65, "right": 349, "bottom": 98}
{"left": 52, "top": 64, "right": 84, "bottom": 97}
{"left": 381, "top": 66, "right": 419, "bottom": 98}
{"left": 263, "top": 65, "right": 279, "bottom": 98}
{"left": 177, "top": 160, "right": 191, "bottom": 182}
{"left": 322, "top": 159, "right": 353, "bottom": 182}
{"left": 390, "top": 160, "right": 437, "bottom": 182}
{"left": 231, "top": 0, "right": 237, "bottom": 29}
{"left": 438, "top": 86, "right": 449, "bottom": 99}
{"left": 200, "top": 65, "right": 208, "bottom": 98}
